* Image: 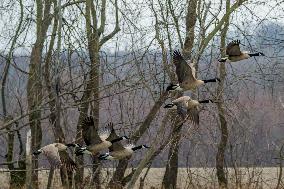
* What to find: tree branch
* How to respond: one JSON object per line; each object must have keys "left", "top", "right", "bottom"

{"left": 99, "top": 0, "right": 120, "bottom": 47}
{"left": 199, "top": 0, "right": 248, "bottom": 54}
{"left": 98, "top": 0, "right": 107, "bottom": 36}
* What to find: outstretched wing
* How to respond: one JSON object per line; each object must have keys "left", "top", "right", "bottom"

{"left": 173, "top": 50, "right": 196, "bottom": 83}
{"left": 173, "top": 96, "right": 190, "bottom": 116}
{"left": 109, "top": 142, "right": 126, "bottom": 152}
{"left": 81, "top": 116, "right": 101, "bottom": 146}
{"left": 187, "top": 107, "right": 200, "bottom": 126}
{"left": 98, "top": 127, "right": 111, "bottom": 141}
{"left": 42, "top": 144, "right": 62, "bottom": 168}
{"left": 59, "top": 151, "right": 77, "bottom": 171}
{"left": 105, "top": 122, "right": 119, "bottom": 141}
{"left": 175, "top": 101, "right": 199, "bottom": 125}
{"left": 104, "top": 122, "right": 127, "bottom": 152}
{"left": 176, "top": 104, "right": 188, "bottom": 119}
{"left": 172, "top": 96, "right": 191, "bottom": 104}
{"left": 226, "top": 40, "right": 241, "bottom": 56}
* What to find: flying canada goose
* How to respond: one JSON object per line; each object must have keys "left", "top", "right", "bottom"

{"left": 99, "top": 144, "right": 150, "bottom": 160}
{"left": 166, "top": 50, "right": 220, "bottom": 92}
{"left": 75, "top": 116, "right": 129, "bottom": 156}
{"left": 219, "top": 40, "right": 264, "bottom": 62}
{"left": 33, "top": 143, "right": 78, "bottom": 171}
{"left": 164, "top": 96, "right": 214, "bottom": 125}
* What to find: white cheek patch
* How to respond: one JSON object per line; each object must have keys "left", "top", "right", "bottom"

{"left": 174, "top": 86, "right": 183, "bottom": 91}
{"left": 168, "top": 105, "right": 177, "bottom": 110}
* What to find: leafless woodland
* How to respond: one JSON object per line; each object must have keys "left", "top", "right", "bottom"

{"left": 0, "top": 0, "right": 283, "bottom": 188}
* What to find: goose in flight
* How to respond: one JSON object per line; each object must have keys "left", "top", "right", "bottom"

{"left": 33, "top": 143, "right": 78, "bottom": 171}
{"left": 166, "top": 50, "right": 220, "bottom": 92}
{"left": 75, "top": 117, "right": 129, "bottom": 156}
{"left": 99, "top": 143, "right": 150, "bottom": 160}
{"left": 219, "top": 40, "right": 264, "bottom": 62}
{"left": 164, "top": 96, "right": 215, "bottom": 125}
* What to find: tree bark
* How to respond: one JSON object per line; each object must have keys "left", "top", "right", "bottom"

{"left": 108, "top": 92, "right": 168, "bottom": 189}
{"left": 216, "top": 0, "right": 230, "bottom": 188}
{"left": 27, "top": 43, "right": 44, "bottom": 189}
{"left": 6, "top": 118, "right": 26, "bottom": 189}
{"left": 162, "top": 123, "right": 182, "bottom": 189}
{"left": 126, "top": 115, "right": 185, "bottom": 189}
{"left": 162, "top": 0, "right": 198, "bottom": 187}
{"left": 1, "top": 0, "right": 26, "bottom": 187}
{"left": 75, "top": 0, "right": 120, "bottom": 188}
{"left": 184, "top": 0, "right": 198, "bottom": 58}
{"left": 27, "top": 1, "right": 53, "bottom": 188}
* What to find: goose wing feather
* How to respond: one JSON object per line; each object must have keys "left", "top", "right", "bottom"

{"left": 187, "top": 107, "right": 200, "bottom": 126}
{"left": 109, "top": 140, "right": 126, "bottom": 152}
{"left": 105, "top": 122, "right": 120, "bottom": 141}
{"left": 81, "top": 116, "right": 102, "bottom": 146}
{"left": 226, "top": 40, "right": 241, "bottom": 56}
{"left": 41, "top": 144, "right": 62, "bottom": 168}
{"left": 59, "top": 151, "right": 77, "bottom": 171}
{"left": 173, "top": 50, "right": 196, "bottom": 83}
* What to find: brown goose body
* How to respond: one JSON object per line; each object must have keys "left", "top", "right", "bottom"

{"left": 220, "top": 40, "right": 264, "bottom": 62}
{"left": 34, "top": 143, "right": 77, "bottom": 171}
{"left": 166, "top": 96, "right": 200, "bottom": 125}
{"left": 180, "top": 79, "right": 204, "bottom": 91}
{"left": 75, "top": 117, "right": 129, "bottom": 156}
{"left": 107, "top": 146, "right": 134, "bottom": 160}
{"left": 99, "top": 143, "right": 150, "bottom": 160}
{"left": 87, "top": 141, "right": 112, "bottom": 155}
{"left": 228, "top": 52, "right": 250, "bottom": 62}
{"left": 166, "top": 50, "right": 219, "bottom": 92}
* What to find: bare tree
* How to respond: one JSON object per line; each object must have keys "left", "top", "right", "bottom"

{"left": 73, "top": 0, "right": 120, "bottom": 187}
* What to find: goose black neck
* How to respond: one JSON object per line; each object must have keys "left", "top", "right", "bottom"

{"left": 66, "top": 143, "right": 76, "bottom": 147}
{"left": 132, "top": 145, "right": 143, "bottom": 151}
{"left": 248, "top": 52, "right": 262, "bottom": 57}
{"left": 203, "top": 78, "right": 217, "bottom": 83}
{"left": 111, "top": 137, "right": 124, "bottom": 143}
{"left": 33, "top": 150, "right": 42, "bottom": 155}
{"left": 198, "top": 100, "right": 210, "bottom": 103}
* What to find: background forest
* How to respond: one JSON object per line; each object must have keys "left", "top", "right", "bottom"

{"left": 0, "top": 0, "right": 283, "bottom": 188}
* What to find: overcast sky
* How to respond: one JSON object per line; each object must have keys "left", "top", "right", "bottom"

{"left": 0, "top": 0, "right": 284, "bottom": 55}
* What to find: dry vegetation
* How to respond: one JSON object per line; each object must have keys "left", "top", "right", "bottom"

{"left": 0, "top": 168, "right": 282, "bottom": 189}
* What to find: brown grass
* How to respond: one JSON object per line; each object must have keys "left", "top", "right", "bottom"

{"left": 0, "top": 167, "right": 281, "bottom": 189}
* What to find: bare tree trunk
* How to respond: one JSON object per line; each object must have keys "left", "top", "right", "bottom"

{"left": 108, "top": 92, "right": 168, "bottom": 188}
{"left": 183, "top": 0, "right": 198, "bottom": 57}
{"left": 108, "top": 159, "right": 129, "bottom": 188}
{"left": 6, "top": 118, "right": 27, "bottom": 189}
{"left": 26, "top": 130, "right": 32, "bottom": 189}
{"left": 216, "top": 0, "right": 230, "bottom": 188}
{"left": 27, "top": 1, "right": 53, "bottom": 188}
{"left": 138, "top": 164, "right": 151, "bottom": 189}
{"left": 85, "top": 1, "right": 101, "bottom": 186}
{"left": 75, "top": 0, "right": 120, "bottom": 187}
{"left": 0, "top": 0, "right": 26, "bottom": 187}
{"left": 47, "top": 167, "right": 55, "bottom": 189}
{"left": 162, "top": 0, "right": 198, "bottom": 187}
{"left": 276, "top": 144, "right": 284, "bottom": 189}
{"left": 127, "top": 116, "right": 186, "bottom": 189}
{"left": 74, "top": 95, "right": 90, "bottom": 188}
{"left": 27, "top": 43, "right": 44, "bottom": 189}
{"left": 162, "top": 124, "right": 182, "bottom": 189}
